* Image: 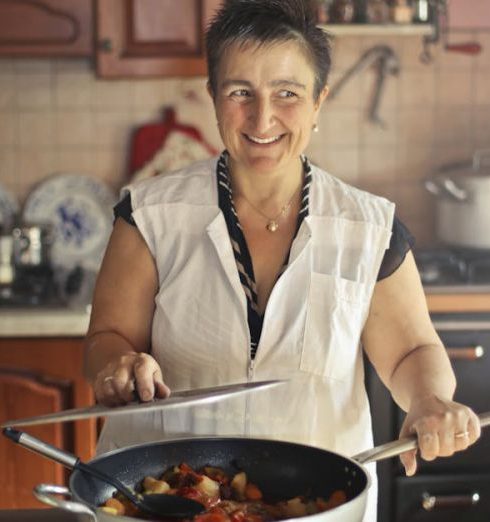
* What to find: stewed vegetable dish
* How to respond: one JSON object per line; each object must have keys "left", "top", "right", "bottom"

{"left": 101, "top": 462, "right": 347, "bottom": 520}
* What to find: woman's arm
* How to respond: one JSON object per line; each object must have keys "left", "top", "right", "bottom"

{"left": 362, "top": 251, "right": 481, "bottom": 475}
{"left": 84, "top": 218, "right": 170, "bottom": 406}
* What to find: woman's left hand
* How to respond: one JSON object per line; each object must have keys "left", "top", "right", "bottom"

{"left": 399, "top": 395, "right": 481, "bottom": 476}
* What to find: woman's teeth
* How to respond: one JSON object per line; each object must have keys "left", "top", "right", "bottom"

{"left": 246, "top": 134, "right": 282, "bottom": 144}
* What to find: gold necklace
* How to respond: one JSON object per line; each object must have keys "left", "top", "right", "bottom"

{"left": 240, "top": 188, "right": 298, "bottom": 232}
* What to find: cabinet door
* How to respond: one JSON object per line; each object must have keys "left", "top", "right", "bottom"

{"left": 96, "top": 0, "right": 222, "bottom": 77}
{"left": 0, "top": 0, "right": 93, "bottom": 57}
{"left": 0, "top": 370, "right": 70, "bottom": 508}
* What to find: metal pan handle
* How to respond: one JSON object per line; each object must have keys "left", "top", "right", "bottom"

{"left": 33, "top": 484, "right": 97, "bottom": 521}
{"left": 353, "top": 411, "right": 490, "bottom": 465}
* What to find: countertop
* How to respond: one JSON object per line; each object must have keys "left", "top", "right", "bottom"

{"left": 0, "top": 288, "right": 489, "bottom": 338}
{"left": 0, "top": 306, "right": 91, "bottom": 337}
{"left": 0, "top": 510, "right": 91, "bottom": 521}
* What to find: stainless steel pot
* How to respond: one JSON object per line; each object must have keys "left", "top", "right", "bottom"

{"left": 425, "top": 149, "right": 490, "bottom": 249}
{"left": 12, "top": 223, "right": 53, "bottom": 267}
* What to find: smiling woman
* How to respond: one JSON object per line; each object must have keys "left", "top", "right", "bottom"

{"left": 83, "top": 2, "right": 481, "bottom": 522}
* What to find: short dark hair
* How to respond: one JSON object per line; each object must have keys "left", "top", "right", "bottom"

{"left": 206, "top": 0, "right": 332, "bottom": 101}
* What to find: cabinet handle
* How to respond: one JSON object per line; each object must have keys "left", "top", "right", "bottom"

{"left": 98, "top": 38, "right": 113, "bottom": 52}
{"left": 447, "top": 346, "right": 485, "bottom": 360}
{"left": 422, "top": 492, "right": 480, "bottom": 511}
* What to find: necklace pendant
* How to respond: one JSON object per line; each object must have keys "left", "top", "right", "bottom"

{"left": 266, "top": 220, "right": 279, "bottom": 232}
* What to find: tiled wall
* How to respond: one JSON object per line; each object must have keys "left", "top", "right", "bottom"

{"left": 0, "top": 30, "right": 489, "bottom": 246}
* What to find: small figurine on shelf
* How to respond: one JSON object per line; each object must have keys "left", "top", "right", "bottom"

{"left": 366, "top": 0, "right": 390, "bottom": 24}
{"left": 314, "top": 0, "right": 333, "bottom": 23}
{"left": 390, "top": 0, "right": 414, "bottom": 24}
{"left": 328, "top": 0, "right": 356, "bottom": 24}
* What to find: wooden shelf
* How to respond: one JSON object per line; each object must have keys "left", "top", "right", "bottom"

{"left": 319, "top": 23, "right": 433, "bottom": 36}
{"left": 426, "top": 292, "right": 490, "bottom": 313}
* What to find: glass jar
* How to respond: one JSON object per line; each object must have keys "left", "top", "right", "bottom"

{"left": 412, "top": 0, "right": 431, "bottom": 23}
{"left": 390, "top": 0, "right": 414, "bottom": 24}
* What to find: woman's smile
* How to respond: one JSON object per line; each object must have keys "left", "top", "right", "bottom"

{"left": 211, "top": 39, "right": 328, "bottom": 176}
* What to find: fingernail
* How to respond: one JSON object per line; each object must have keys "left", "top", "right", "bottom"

{"left": 141, "top": 390, "right": 152, "bottom": 401}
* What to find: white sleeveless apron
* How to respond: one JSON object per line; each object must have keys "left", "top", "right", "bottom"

{"left": 97, "top": 157, "right": 395, "bottom": 522}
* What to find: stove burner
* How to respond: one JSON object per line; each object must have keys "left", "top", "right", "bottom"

{"left": 415, "top": 247, "right": 490, "bottom": 286}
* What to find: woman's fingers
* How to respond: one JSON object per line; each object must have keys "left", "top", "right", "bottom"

{"left": 94, "top": 352, "right": 170, "bottom": 406}
{"left": 399, "top": 398, "right": 481, "bottom": 476}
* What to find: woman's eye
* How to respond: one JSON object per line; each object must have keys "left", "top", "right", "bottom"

{"left": 230, "top": 89, "right": 250, "bottom": 97}
{"left": 278, "top": 90, "right": 297, "bottom": 98}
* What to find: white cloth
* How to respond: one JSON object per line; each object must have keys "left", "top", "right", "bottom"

{"left": 97, "top": 157, "right": 395, "bottom": 522}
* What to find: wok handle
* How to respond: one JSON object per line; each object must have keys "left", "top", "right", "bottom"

{"left": 33, "top": 484, "right": 97, "bottom": 521}
{"left": 353, "top": 411, "right": 490, "bottom": 465}
{"left": 2, "top": 428, "right": 78, "bottom": 468}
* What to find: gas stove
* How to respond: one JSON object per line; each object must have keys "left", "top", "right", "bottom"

{"left": 414, "top": 247, "right": 490, "bottom": 289}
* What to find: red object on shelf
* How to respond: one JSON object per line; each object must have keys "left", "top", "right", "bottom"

{"left": 128, "top": 107, "right": 218, "bottom": 176}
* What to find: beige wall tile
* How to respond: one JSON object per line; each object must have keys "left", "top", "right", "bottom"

{"left": 399, "top": 70, "right": 436, "bottom": 106}
{"left": 433, "top": 108, "right": 472, "bottom": 146}
{"left": 0, "top": 149, "right": 18, "bottom": 196}
{"left": 400, "top": 36, "right": 433, "bottom": 70}
{"left": 396, "top": 144, "right": 436, "bottom": 180}
{"left": 17, "top": 74, "right": 52, "bottom": 109}
{"left": 0, "top": 60, "right": 15, "bottom": 74}
{"left": 53, "top": 58, "right": 93, "bottom": 74}
{"left": 16, "top": 149, "right": 56, "bottom": 203}
{"left": 53, "top": 148, "right": 96, "bottom": 175}
{"left": 93, "top": 112, "right": 133, "bottom": 148}
{"left": 475, "top": 32, "right": 490, "bottom": 70}
{"left": 0, "top": 74, "right": 16, "bottom": 109}
{"left": 0, "top": 113, "right": 17, "bottom": 146}
{"left": 14, "top": 60, "right": 52, "bottom": 74}
{"left": 473, "top": 106, "right": 490, "bottom": 148}
{"left": 93, "top": 80, "right": 133, "bottom": 110}
{"left": 93, "top": 148, "right": 128, "bottom": 190}
{"left": 54, "top": 73, "right": 96, "bottom": 108}
{"left": 474, "top": 70, "right": 490, "bottom": 105}
{"left": 330, "top": 36, "right": 362, "bottom": 72}
{"left": 327, "top": 70, "right": 363, "bottom": 109}
{"left": 397, "top": 108, "right": 434, "bottom": 145}
{"left": 319, "top": 108, "right": 360, "bottom": 146}
{"left": 314, "top": 146, "right": 360, "bottom": 185}
{"left": 436, "top": 70, "right": 473, "bottom": 106}
{"left": 19, "top": 111, "right": 54, "bottom": 147}
{"left": 54, "top": 111, "right": 94, "bottom": 147}
{"left": 359, "top": 145, "right": 397, "bottom": 182}
{"left": 132, "top": 78, "right": 180, "bottom": 109}
{"left": 360, "top": 110, "right": 399, "bottom": 146}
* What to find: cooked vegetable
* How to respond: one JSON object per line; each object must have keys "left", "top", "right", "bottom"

{"left": 101, "top": 462, "right": 347, "bottom": 520}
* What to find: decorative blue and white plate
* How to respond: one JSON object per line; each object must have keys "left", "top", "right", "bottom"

{"left": 0, "top": 182, "right": 19, "bottom": 232}
{"left": 23, "top": 174, "right": 117, "bottom": 271}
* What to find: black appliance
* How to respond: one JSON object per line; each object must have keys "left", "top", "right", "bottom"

{"left": 368, "top": 247, "right": 490, "bottom": 522}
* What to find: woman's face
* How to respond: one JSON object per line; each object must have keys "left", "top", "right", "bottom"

{"left": 210, "top": 39, "right": 328, "bottom": 176}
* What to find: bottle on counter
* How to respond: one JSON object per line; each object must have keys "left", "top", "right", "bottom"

{"left": 390, "top": 0, "right": 414, "bottom": 24}
{"left": 412, "top": 0, "right": 431, "bottom": 23}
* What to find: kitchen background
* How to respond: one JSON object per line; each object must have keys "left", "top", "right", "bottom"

{"left": 0, "top": 16, "right": 489, "bottom": 246}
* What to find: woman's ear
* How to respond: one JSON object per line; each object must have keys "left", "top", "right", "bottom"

{"left": 315, "top": 85, "right": 329, "bottom": 110}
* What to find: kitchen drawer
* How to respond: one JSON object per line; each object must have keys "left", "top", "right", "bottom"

{"left": 395, "top": 474, "right": 490, "bottom": 522}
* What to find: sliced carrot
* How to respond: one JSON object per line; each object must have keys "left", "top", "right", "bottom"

{"left": 245, "top": 483, "right": 263, "bottom": 500}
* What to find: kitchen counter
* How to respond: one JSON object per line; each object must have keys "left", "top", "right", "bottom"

{"left": 425, "top": 287, "right": 490, "bottom": 313}
{"left": 0, "top": 288, "right": 489, "bottom": 337}
{"left": 0, "top": 307, "right": 91, "bottom": 337}
{"left": 0, "top": 510, "right": 91, "bottom": 521}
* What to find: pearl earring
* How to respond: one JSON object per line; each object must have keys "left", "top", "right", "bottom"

{"left": 313, "top": 123, "right": 319, "bottom": 133}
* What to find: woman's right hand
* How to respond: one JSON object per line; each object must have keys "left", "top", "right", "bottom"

{"left": 93, "top": 352, "right": 171, "bottom": 407}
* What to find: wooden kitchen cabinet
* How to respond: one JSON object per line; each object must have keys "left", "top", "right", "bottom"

{"left": 0, "top": 0, "right": 94, "bottom": 57}
{"left": 0, "top": 338, "right": 96, "bottom": 509}
{"left": 96, "top": 0, "right": 222, "bottom": 78}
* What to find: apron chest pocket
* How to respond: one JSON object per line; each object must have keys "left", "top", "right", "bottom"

{"left": 301, "top": 272, "right": 371, "bottom": 381}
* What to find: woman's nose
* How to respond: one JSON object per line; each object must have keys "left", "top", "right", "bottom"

{"left": 249, "top": 97, "right": 274, "bottom": 133}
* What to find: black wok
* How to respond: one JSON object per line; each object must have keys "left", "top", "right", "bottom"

{"left": 35, "top": 437, "right": 370, "bottom": 522}
{"left": 31, "top": 412, "right": 490, "bottom": 522}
